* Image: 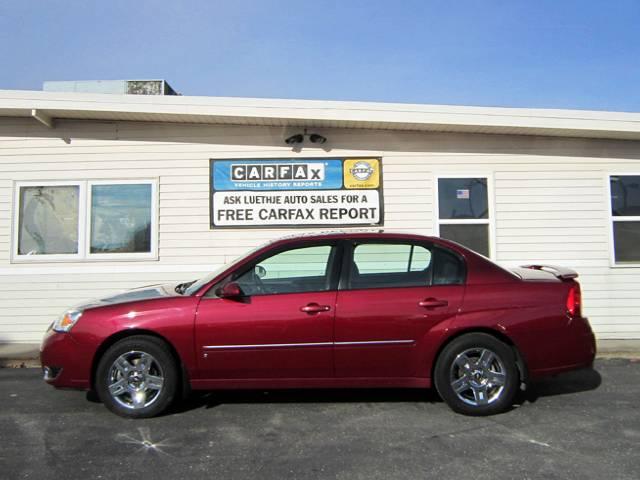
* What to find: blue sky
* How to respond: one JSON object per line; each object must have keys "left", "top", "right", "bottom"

{"left": 1, "top": 1, "right": 639, "bottom": 111}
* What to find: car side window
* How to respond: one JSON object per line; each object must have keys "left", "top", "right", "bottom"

{"left": 233, "top": 244, "right": 335, "bottom": 296}
{"left": 432, "top": 247, "right": 465, "bottom": 285}
{"left": 349, "top": 243, "right": 433, "bottom": 289}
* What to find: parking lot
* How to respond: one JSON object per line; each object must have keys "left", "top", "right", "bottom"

{"left": 1, "top": 359, "right": 639, "bottom": 480}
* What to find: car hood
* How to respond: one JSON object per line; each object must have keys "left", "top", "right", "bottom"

{"left": 72, "top": 283, "right": 182, "bottom": 312}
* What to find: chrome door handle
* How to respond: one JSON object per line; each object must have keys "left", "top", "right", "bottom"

{"left": 418, "top": 298, "right": 448, "bottom": 309}
{"left": 300, "top": 303, "right": 331, "bottom": 314}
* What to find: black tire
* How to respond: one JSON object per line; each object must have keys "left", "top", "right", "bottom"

{"left": 95, "top": 335, "right": 179, "bottom": 418}
{"left": 434, "top": 333, "right": 519, "bottom": 416}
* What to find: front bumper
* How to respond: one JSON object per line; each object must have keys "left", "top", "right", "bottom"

{"left": 40, "top": 328, "right": 92, "bottom": 390}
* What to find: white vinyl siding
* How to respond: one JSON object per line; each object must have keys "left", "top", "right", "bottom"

{"left": 1, "top": 117, "right": 640, "bottom": 343}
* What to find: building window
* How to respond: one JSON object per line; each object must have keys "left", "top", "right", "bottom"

{"left": 17, "top": 184, "right": 80, "bottom": 256}
{"left": 14, "top": 180, "right": 157, "bottom": 262}
{"left": 436, "top": 176, "right": 491, "bottom": 257}
{"left": 610, "top": 175, "right": 640, "bottom": 264}
{"left": 89, "top": 183, "right": 153, "bottom": 254}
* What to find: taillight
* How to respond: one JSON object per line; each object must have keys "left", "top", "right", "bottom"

{"left": 566, "top": 283, "right": 582, "bottom": 317}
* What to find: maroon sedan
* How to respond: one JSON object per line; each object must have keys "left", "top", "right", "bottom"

{"left": 41, "top": 232, "right": 596, "bottom": 418}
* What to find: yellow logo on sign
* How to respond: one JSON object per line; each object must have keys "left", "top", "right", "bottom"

{"left": 343, "top": 159, "right": 379, "bottom": 189}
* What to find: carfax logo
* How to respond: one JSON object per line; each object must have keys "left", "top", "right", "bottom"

{"left": 343, "top": 158, "right": 380, "bottom": 189}
{"left": 231, "top": 163, "right": 325, "bottom": 182}
{"left": 349, "top": 161, "right": 375, "bottom": 181}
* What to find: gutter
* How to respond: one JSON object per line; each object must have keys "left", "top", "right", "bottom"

{"left": 2, "top": 89, "right": 640, "bottom": 140}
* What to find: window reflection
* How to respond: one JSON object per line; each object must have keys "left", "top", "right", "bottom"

{"left": 354, "top": 243, "right": 432, "bottom": 274}
{"left": 18, "top": 186, "right": 79, "bottom": 255}
{"left": 439, "top": 224, "right": 490, "bottom": 257}
{"left": 613, "top": 221, "right": 640, "bottom": 263}
{"left": 90, "top": 184, "right": 152, "bottom": 253}
{"left": 611, "top": 175, "right": 640, "bottom": 216}
{"left": 438, "top": 178, "right": 488, "bottom": 220}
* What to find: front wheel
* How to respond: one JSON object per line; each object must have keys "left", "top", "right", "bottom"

{"left": 95, "top": 335, "right": 178, "bottom": 418}
{"left": 434, "top": 333, "right": 519, "bottom": 416}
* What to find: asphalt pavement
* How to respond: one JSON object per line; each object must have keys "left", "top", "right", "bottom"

{"left": 1, "top": 359, "right": 639, "bottom": 480}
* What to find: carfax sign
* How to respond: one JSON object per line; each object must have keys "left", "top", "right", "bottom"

{"left": 210, "top": 158, "right": 383, "bottom": 228}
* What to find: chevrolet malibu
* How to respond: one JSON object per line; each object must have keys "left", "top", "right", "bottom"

{"left": 41, "top": 232, "right": 596, "bottom": 418}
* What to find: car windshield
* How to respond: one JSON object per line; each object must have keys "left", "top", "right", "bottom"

{"left": 182, "top": 242, "right": 268, "bottom": 296}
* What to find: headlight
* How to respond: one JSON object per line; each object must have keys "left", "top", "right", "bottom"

{"left": 53, "top": 310, "right": 83, "bottom": 333}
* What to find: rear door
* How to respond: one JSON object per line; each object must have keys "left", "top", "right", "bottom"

{"left": 334, "top": 240, "right": 465, "bottom": 378}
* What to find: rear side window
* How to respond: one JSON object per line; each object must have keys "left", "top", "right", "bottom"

{"left": 350, "top": 243, "right": 433, "bottom": 289}
{"left": 348, "top": 242, "right": 465, "bottom": 289}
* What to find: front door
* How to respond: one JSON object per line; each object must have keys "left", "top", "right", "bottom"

{"left": 334, "top": 241, "right": 465, "bottom": 378}
{"left": 195, "top": 243, "right": 340, "bottom": 379}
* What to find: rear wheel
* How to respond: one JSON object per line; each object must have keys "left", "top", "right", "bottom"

{"left": 434, "top": 333, "right": 519, "bottom": 416}
{"left": 96, "top": 336, "right": 178, "bottom": 418}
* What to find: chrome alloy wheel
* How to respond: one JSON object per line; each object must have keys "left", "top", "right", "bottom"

{"left": 449, "top": 348, "right": 507, "bottom": 407}
{"left": 107, "top": 350, "right": 165, "bottom": 410}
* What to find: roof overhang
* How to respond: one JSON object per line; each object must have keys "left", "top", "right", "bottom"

{"left": 1, "top": 89, "right": 640, "bottom": 140}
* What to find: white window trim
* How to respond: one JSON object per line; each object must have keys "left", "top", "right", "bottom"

{"left": 434, "top": 174, "right": 496, "bottom": 259}
{"left": 12, "top": 180, "right": 86, "bottom": 262}
{"left": 86, "top": 180, "right": 158, "bottom": 261}
{"left": 12, "top": 179, "right": 158, "bottom": 263}
{"left": 607, "top": 173, "right": 640, "bottom": 268}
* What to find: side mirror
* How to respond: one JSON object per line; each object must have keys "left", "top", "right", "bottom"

{"left": 255, "top": 265, "right": 266, "bottom": 279}
{"left": 215, "top": 282, "right": 243, "bottom": 299}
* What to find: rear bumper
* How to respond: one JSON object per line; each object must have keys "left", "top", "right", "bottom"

{"left": 528, "top": 316, "right": 597, "bottom": 380}
{"left": 40, "top": 328, "right": 92, "bottom": 390}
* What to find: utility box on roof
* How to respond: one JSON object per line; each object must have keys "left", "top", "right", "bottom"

{"left": 42, "top": 79, "right": 178, "bottom": 96}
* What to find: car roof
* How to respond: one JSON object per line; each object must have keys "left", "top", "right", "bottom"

{"left": 268, "top": 230, "right": 439, "bottom": 245}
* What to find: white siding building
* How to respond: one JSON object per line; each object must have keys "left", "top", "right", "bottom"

{"left": 1, "top": 88, "right": 640, "bottom": 352}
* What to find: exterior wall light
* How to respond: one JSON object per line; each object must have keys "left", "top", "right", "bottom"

{"left": 284, "top": 129, "right": 327, "bottom": 146}
{"left": 309, "top": 133, "right": 327, "bottom": 144}
{"left": 285, "top": 134, "right": 304, "bottom": 145}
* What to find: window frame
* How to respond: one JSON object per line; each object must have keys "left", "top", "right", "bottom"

{"left": 607, "top": 173, "right": 640, "bottom": 267}
{"left": 12, "top": 179, "right": 158, "bottom": 263}
{"left": 434, "top": 174, "right": 495, "bottom": 259}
